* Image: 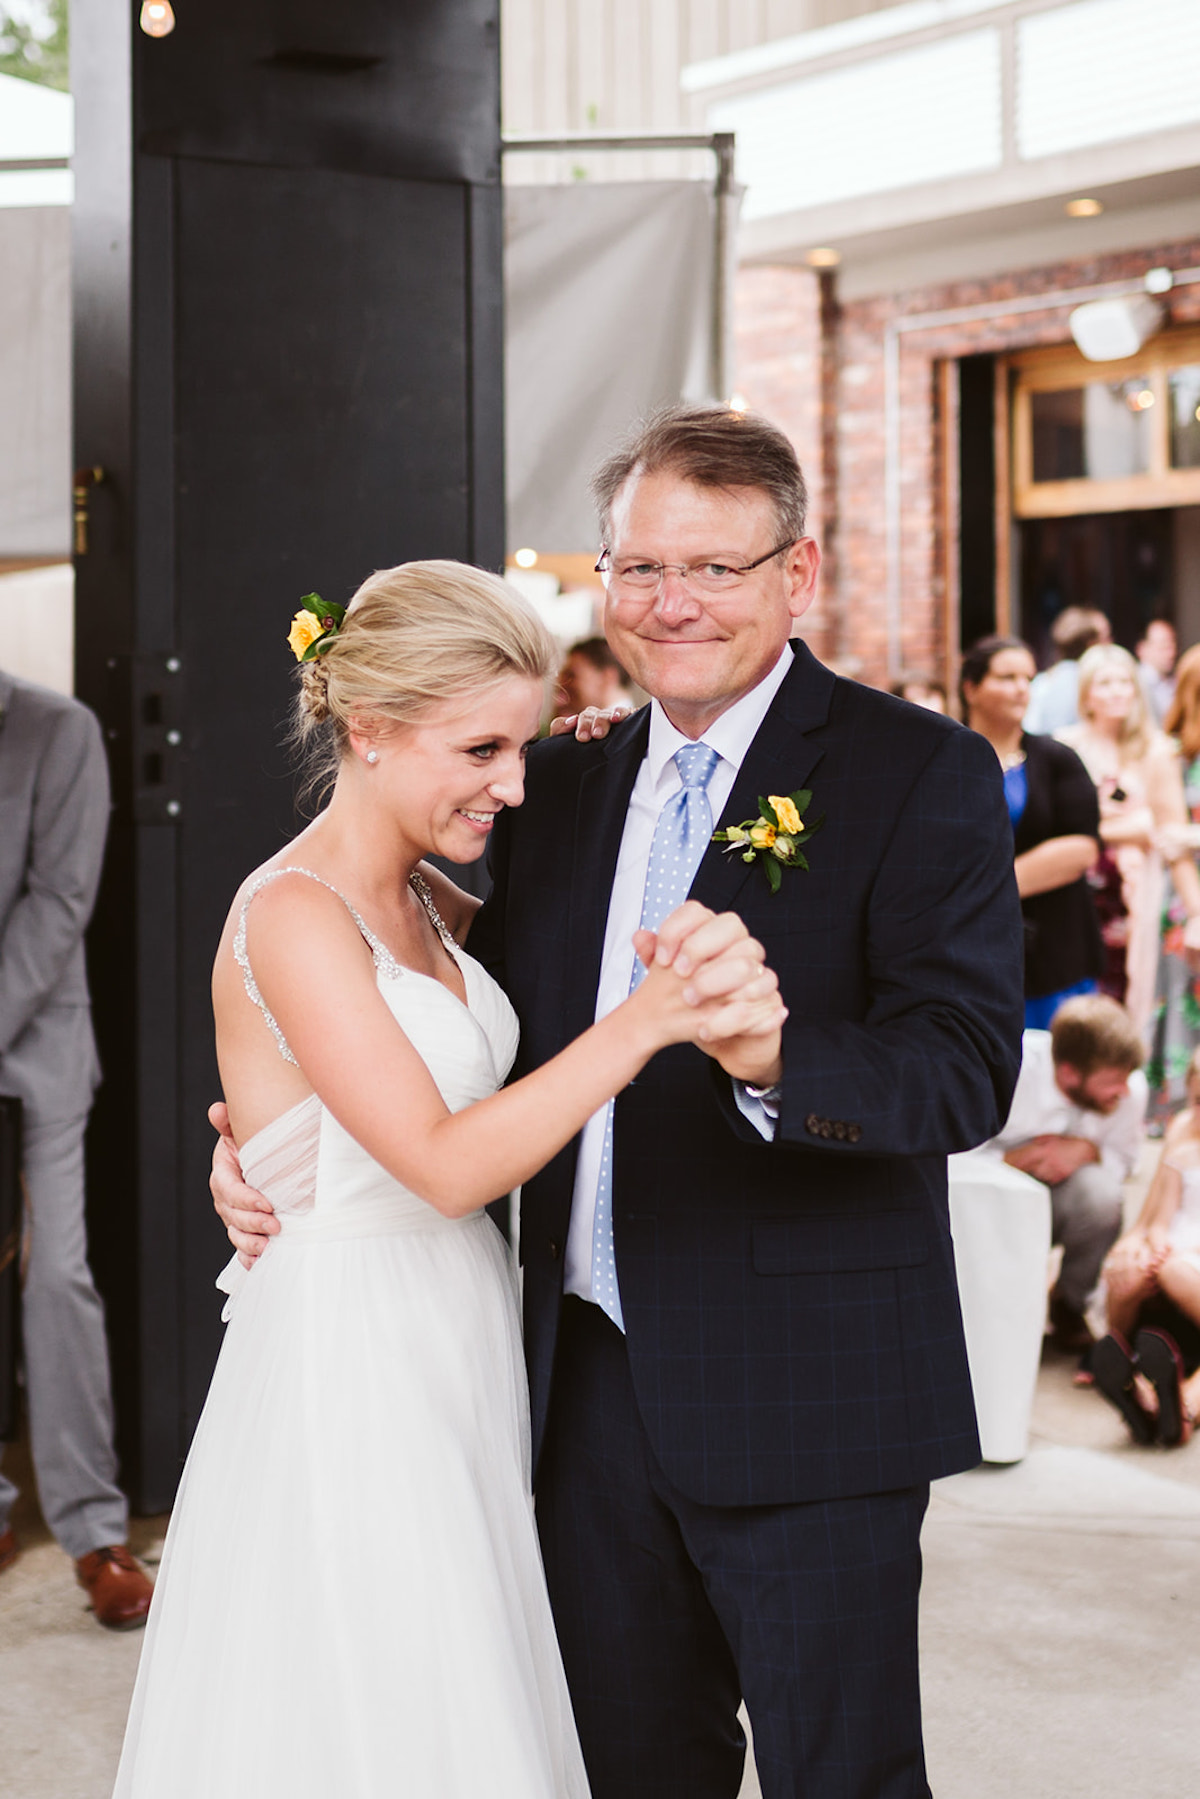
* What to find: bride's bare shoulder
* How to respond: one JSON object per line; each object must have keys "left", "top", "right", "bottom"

{"left": 415, "top": 861, "right": 482, "bottom": 945}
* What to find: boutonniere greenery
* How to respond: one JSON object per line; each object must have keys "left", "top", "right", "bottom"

{"left": 713, "top": 791, "right": 824, "bottom": 893}
{"left": 287, "top": 593, "right": 347, "bottom": 663}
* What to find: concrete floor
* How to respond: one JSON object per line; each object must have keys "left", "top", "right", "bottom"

{"left": 4, "top": 1137, "right": 1197, "bottom": 1798}
{"left": 3, "top": 1356, "right": 1195, "bottom": 1799}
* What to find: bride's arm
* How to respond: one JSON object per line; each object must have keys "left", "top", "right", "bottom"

{"left": 240, "top": 879, "right": 782, "bottom": 1219}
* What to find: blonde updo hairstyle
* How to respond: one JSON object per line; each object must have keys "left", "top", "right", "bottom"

{"left": 294, "top": 560, "right": 555, "bottom": 804}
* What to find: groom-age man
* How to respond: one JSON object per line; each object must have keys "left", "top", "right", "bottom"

{"left": 215, "top": 407, "right": 1023, "bottom": 1797}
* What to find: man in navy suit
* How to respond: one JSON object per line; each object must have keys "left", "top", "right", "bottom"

{"left": 470, "top": 408, "right": 1023, "bottom": 1799}
{"left": 216, "top": 408, "right": 1023, "bottom": 1797}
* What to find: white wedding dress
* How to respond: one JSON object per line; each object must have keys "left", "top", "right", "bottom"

{"left": 113, "top": 869, "right": 590, "bottom": 1798}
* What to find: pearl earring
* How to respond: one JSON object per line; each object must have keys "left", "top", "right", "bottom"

{"left": 366, "top": 750, "right": 379, "bottom": 765}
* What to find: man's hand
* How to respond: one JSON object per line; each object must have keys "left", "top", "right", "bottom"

{"left": 641, "top": 902, "right": 785, "bottom": 1088}
{"left": 1004, "top": 1134, "right": 1098, "bottom": 1187}
{"left": 209, "top": 1101, "right": 280, "bottom": 1266}
{"left": 548, "top": 704, "right": 633, "bottom": 742}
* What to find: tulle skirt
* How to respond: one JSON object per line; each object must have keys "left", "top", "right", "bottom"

{"left": 113, "top": 1210, "right": 589, "bottom": 1797}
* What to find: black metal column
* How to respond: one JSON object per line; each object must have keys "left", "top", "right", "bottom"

{"left": 72, "top": 0, "right": 503, "bottom": 1509}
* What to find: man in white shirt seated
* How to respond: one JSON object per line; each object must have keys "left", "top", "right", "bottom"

{"left": 975, "top": 995, "right": 1147, "bottom": 1354}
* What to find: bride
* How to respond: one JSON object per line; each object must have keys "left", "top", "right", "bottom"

{"left": 112, "top": 561, "right": 782, "bottom": 1798}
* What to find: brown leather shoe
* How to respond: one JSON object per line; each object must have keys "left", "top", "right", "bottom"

{"left": 0, "top": 1526, "right": 17, "bottom": 1573}
{"left": 75, "top": 1544, "right": 153, "bottom": 1630}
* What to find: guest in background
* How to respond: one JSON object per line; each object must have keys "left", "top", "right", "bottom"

{"left": 1136, "top": 618, "right": 1177, "bottom": 728}
{"left": 962, "top": 636, "right": 1102, "bottom": 1030}
{"left": 1024, "top": 606, "right": 1110, "bottom": 735}
{"left": 552, "top": 636, "right": 635, "bottom": 721}
{"left": 889, "top": 671, "right": 947, "bottom": 714}
{"left": 1148, "top": 644, "right": 1200, "bottom": 1117}
{"left": 1058, "top": 644, "right": 1200, "bottom": 1036}
{"left": 975, "top": 995, "right": 1146, "bottom": 1356}
{"left": 1092, "top": 1045, "right": 1200, "bottom": 1445}
{"left": 0, "top": 668, "right": 153, "bottom": 1628}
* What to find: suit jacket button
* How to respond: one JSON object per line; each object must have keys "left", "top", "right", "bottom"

{"left": 548, "top": 1239, "right": 561, "bottom": 1260}
{"left": 847, "top": 1125, "right": 862, "bottom": 1144}
{"left": 833, "top": 1121, "right": 847, "bottom": 1141}
{"left": 805, "top": 1113, "right": 822, "bottom": 1135}
{"left": 819, "top": 1119, "right": 833, "bottom": 1138}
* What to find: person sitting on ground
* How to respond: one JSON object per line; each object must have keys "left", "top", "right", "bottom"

{"left": 1092, "top": 1045, "right": 1200, "bottom": 1446}
{"left": 888, "top": 671, "right": 946, "bottom": 714}
{"left": 1024, "top": 605, "right": 1111, "bottom": 735}
{"left": 552, "top": 636, "right": 635, "bottom": 721}
{"left": 973, "top": 994, "right": 1147, "bottom": 1355}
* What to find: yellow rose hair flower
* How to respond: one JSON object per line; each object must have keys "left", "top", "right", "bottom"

{"left": 286, "top": 592, "right": 347, "bottom": 663}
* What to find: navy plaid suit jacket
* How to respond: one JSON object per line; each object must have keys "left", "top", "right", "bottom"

{"left": 469, "top": 643, "right": 1024, "bottom": 1509}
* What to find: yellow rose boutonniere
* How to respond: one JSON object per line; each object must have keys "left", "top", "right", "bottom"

{"left": 287, "top": 592, "right": 347, "bottom": 663}
{"left": 713, "top": 789, "right": 824, "bottom": 893}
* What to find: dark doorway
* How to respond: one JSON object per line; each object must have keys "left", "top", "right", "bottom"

{"left": 1018, "top": 510, "right": 1174, "bottom": 665}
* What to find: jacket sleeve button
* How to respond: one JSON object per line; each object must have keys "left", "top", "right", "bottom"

{"left": 819, "top": 1119, "right": 833, "bottom": 1138}
{"left": 847, "top": 1125, "right": 862, "bottom": 1144}
{"left": 805, "top": 1113, "right": 821, "bottom": 1135}
{"left": 833, "top": 1121, "right": 847, "bottom": 1141}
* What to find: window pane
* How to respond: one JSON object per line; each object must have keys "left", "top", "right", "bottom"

{"left": 1169, "top": 366, "right": 1200, "bottom": 469}
{"left": 1030, "top": 380, "right": 1153, "bottom": 482}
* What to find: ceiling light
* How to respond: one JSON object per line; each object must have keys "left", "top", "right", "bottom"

{"left": 1069, "top": 295, "right": 1163, "bottom": 361}
{"left": 513, "top": 547, "right": 538, "bottom": 569}
{"left": 1065, "top": 197, "right": 1103, "bottom": 218}
{"left": 728, "top": 393, "right": 748, "bottom": 414}
{"left": 140, "top": 0, "right": 176, "bottom": 35}
{"left": 806, "top": 246, "right": 841, "bottom": 269}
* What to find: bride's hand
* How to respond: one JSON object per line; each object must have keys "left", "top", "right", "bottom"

{"left": 209, "top": 1101, "right": 280, "bottom": 1266}
{"left": 548, "top": 704, "right": 634, "bottom": 742}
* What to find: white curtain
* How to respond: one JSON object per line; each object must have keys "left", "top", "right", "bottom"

{"left": 0, "top": 206, "right": 71, "bottom": 557}
{"left": 504, "top": 179, "right": 736, "bottom": 554}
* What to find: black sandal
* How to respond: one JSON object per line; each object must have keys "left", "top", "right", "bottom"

{"left": 1133, "top": 1329, "right": 1193, "bottom": 1448}
{"left": 1091, "top": 1332, "right": 1156, "bottom": 1445}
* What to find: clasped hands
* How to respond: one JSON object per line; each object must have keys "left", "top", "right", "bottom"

{"left": 210, "top": 900, "right": 784, "bottom": 1265}
{"left": 1004, "top": 1134, "right": 1098, "bottom": 1187}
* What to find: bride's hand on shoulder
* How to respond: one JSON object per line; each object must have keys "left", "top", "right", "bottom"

{"left": 548, "top": 704, "right": 634, "bottom": 742}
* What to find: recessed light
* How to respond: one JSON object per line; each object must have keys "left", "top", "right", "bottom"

{"left": 806, "top": 246, "right": 841, "bottom": 269}
{"left": 1065, "top": 197, "right": 1103, "bottom": 218}
{"left": 513, "top": 548, "right": 538, "bottom": 569}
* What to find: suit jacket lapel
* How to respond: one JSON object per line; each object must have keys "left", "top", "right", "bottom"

{"left": 563, "top": 708, "right": 651, "bottom": 1042}
{"left": 690, "top": 643, "right": 836, "bottom": 914}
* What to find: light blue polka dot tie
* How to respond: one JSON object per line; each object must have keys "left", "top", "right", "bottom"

{"left": 589, "top": 742, "right": 721, "bottom": 1329}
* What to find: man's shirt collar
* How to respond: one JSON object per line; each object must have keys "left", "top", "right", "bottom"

{"left": 644, "top": 642, "right": 794, "bottom": 788}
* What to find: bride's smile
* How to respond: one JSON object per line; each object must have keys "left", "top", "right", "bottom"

{"left": 350, "top": 673, "right": 544, "bottom": 866}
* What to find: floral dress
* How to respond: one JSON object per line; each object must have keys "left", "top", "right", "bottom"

{"left": 1148, "top": 752, "right": 1200, "bottom": 1125}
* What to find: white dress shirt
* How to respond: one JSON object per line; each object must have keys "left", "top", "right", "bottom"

{"left": 975, "top": 1029, "right": 1147, "bottom": 1183}
{"left": 563, "top": 644, "right": 794, "bottom": 1301}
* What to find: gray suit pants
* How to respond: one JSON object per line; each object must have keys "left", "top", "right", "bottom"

{"left": 0, "top": 1108, "right": 127, "bottom": 1558}
{"left": 1050, "top": 1162, "right": 1124, "bottom": 1313}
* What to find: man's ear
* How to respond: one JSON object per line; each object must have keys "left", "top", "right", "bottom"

{"left": 1055, "top": 1060, "right": 1080, "bottom": 1093}
{"left": 784, "top": 537, "right": 821, "bottom": 625}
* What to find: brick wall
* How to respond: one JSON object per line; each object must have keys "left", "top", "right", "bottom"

{"left": 735, "top": 238, "right": 1200, "bottom": 690}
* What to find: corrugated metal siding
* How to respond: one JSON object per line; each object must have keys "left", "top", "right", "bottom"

{"left": 502, "top": 0, "right": 886, "bottom": 181}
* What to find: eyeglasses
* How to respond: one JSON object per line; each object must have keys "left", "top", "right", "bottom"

{"left": 595, "top": 538, "right": 797, "bottom": 594}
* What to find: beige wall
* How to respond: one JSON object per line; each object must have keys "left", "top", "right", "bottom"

{"left": 502, "top": 0, "right": 894, "bottom": 179}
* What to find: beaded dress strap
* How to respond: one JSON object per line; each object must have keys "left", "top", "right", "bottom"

{"left": 233, "top": 866, "right": 407, "bottom": 1063}
{"left": 408, "top": 868, "right": 460, "bottom": 955}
